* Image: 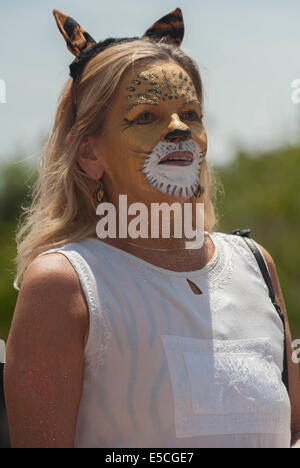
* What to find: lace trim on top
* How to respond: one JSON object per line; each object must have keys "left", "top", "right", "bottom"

{"left": 85, "top": 231, "right": 234, "bottom": 292}
{"left": 64, "top": 249, "right": 112, "bottom": 369}
{"left": 229, "top": 235, "right": 270, "bottom": 296}
{"left": 37, "top": 247, "right": 112, "bottom": 370}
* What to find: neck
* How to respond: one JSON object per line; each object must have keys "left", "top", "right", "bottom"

{"left": 116, "top": 238, "right": 202, "bottom": 252}
{"left": 91, "top": 232, "right": 214, "bottom": 274}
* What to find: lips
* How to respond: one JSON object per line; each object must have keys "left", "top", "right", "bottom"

{"left": 158, "top": 151, "right": 194, "bottom": 166}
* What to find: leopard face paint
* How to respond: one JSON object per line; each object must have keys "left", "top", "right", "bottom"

{"left": 126, "top": 68, "right": 198, "bottom": 110}
{"left": 142, "top": 139, "right": 205, "bottom": 198}
{"left": 92, "top": 62, "right": 207, "bottom": 203}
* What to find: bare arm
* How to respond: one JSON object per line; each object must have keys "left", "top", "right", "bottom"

{"left": 4, "top": 253, "right": 89, "bottom": 448}
{"left": 258, "top": 244, "right": 300, "bottom": 448}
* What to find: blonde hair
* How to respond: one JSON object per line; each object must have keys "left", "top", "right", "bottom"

{"left": 14, "top": 39, "right": 220, "bottom": 290}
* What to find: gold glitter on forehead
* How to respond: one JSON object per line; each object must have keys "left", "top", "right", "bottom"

{"left": 126, "top": 67, "right": 199, "bottom": 110}
{"left": 127, "top": 93, "right": 160, "bottom": 108}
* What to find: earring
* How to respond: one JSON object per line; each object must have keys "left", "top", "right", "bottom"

{"left": 194, "top": 183, "right": 205, "bottom": 198}
{"left": 93, "top": 178, "right": 105, "bottom": 203}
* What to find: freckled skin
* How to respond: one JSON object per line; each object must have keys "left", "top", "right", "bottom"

{"left": 88, "top": 62, "right": 207, "bottom": 206}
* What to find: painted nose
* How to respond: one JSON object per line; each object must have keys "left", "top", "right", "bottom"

{"left": 164, "top": 128, "right": 192, "bottom": 144}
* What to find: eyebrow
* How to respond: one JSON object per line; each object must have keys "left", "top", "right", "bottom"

{"left": 127, "top": 101, "right": 159, "bottom": 111}
{"left": 183, "top": 99, "right": 202, "bottom": 107}
{"left": 126, "top": 98, "right": 202, "bottom": 112}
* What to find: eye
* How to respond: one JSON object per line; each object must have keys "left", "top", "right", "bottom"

{"left": 181, "top": 110, "right": 202, "bottom": 122}
{"left": 134, "top": 111, "right": 157, "bottom": 125}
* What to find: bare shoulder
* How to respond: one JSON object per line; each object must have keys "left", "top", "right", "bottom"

{"left": 5, "top": 252, "right": 89, "bottom": 447}
{"left": 24, "top": 252, "right": 82, "bottom": 291}
{"left": 255, "top": 242, "right": 284, "bottom": 301}
{"left": 256, "top": 244, "right": 300, "bottom": 442}
{"left": 255, "top": 242, "right": 284, "bottom": 306}
{"left": 9, "top": 252, "right": 89, "bottom": 350}
{"left": 255, "top": 242, "right": 276, "bottom": 273}
{"left": 255, "top": 241, "right": 294, "bottom": 369}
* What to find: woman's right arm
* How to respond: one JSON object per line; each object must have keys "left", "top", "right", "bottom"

{"left": 4, "top": 253, "right": 89, "bottom": 448}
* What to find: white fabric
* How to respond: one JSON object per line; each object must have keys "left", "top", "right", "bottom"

{"left": 38, "top": 231, "right": 291, "bottom": 448}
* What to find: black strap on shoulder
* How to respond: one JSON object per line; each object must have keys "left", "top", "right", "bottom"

{"left": 231, "top": 228, "right": 289, "bottom": 394}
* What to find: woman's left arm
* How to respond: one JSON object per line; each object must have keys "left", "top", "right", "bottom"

{"left": 258, "top": 244, "right": 300, "bottom": 448}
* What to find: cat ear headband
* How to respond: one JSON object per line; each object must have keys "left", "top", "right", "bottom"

{"left": 53, "top": 7, "right": 185, "bottom": 118}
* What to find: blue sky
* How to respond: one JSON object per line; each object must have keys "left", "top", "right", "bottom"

{"left": 1, "top": 0, "right": 300, "bottom": 166}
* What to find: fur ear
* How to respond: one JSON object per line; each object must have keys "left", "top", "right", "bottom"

{"left": 53, "top": 8, "right": 96, "bottom": 57}
{"left": 141, "top": 8, "right": 184, "bottom": 46}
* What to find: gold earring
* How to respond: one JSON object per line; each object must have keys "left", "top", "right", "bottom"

{"left": 93, "top": 178, "right": 105, "bottom": 202}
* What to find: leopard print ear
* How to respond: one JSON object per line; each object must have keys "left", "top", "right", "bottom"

{"left": 141, "top": 7, "right": 184, "bottom": 46}
{"left": 53, "top": 8, "right": 96, "bottom": 57}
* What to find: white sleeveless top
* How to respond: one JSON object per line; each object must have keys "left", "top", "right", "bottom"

{"left": 38, "top": 231, "right": 291, "bottom": 448}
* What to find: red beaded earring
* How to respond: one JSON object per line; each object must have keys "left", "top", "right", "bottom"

{"left": 194, "top": 183, "right": 205, "bottom": 198}
{"left": 93, "top": 178, "right": 105, "bottom": 203}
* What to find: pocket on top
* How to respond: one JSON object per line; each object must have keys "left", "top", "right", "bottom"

{"left": 160, "top": 335, "right": 290, "bottom": 438}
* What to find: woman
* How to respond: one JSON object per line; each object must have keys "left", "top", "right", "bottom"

{"left": 4, "top": 8, "right": 300, "bottom": 448}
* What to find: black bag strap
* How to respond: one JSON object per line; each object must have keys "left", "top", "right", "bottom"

{"left": 231, "top": 229, "right": 289, "bottom": 394}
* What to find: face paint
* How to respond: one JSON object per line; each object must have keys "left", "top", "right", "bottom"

{"left": 91, "top": 62, "right": 207, "bottom": 203}
{"left": 126, "top": 68, "right": 198, "bottom": 110}
{"left": 142, "top": 139, "right": 205, "bottom": 198}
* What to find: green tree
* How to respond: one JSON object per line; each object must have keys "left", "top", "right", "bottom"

{"left": 0, "top": 157, "right": 37, "bottom": 339}
{"left": 218, "top": 144, "right": 300, "bottom": 339}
